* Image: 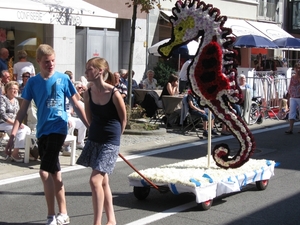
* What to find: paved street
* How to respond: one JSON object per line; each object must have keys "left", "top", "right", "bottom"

{"left": 0, "top": 119, "right": 299, "bottom": 224}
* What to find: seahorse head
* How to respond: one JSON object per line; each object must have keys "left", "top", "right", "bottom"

{"left": 158, "top": 0, "right": 224, "bottom": 58}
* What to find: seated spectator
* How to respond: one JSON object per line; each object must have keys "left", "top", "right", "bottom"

{"left": 119, "top": 69, "right": 128, "bottom": 87}
{"left": 74, "top": 81, "right": 85, "bottom": 102}
{"left": 131, "top": 70, "right": 139, "bottom": 91}
{"left": 127, "top": 70, "right": 139, "bottom": 107}
{"left": 0, "top": 70, "right": 11, "bottom": 94}
{"left": 128, "top": 70, "right": 140, "bottom": 107}
{"left": 143, "top": 70, "right": 157, "bottom": 90}
{"left": 62, "top": 78, "right": 87, "bottom": 153}
{"left": 1, "top": 81, "right": 31, "bottom": 162}
{"left": 121, "top": 69, "right": 138, "bottom": 91}
{"left": 160, "top": 74, "right": 180, "bottom": 127}
{"left": 114, "top": 72, "right": 127, "bottom": 99}
{"left": 238, "top": 74, "right": 251, "bottom": 90}
{"left": 187, "top": 92, "right": 218, "bottom": 137}
{"left": 19, "top": 71, "right": 31, "bottom": 95}
{"left": 62, "top": 98, "right": 87, "bottom": 154}
{"left": 160, "top": 74, "right": 179, "bottom": 99}
{"left": 68, "top": 104, "right": 87, "bottom": 149}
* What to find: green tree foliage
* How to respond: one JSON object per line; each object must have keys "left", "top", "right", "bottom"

{"left": 153, "top": 60, "right": 176, "bottom": 87}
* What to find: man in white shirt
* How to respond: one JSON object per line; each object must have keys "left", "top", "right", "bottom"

{"left": 13, "top": 50, "right": 35, "bottom": 84}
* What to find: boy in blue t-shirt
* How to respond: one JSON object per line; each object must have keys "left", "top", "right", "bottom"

{"left": 5, "top": 44, "right": 89, "bottom": 225}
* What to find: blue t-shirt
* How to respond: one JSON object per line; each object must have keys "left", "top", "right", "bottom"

{"left": 22, "top": 72, "right": 76, "bottom": 138}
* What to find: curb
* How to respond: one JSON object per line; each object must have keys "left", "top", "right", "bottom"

{"left": 123, "top": 128, "right": 166, "bottom": 135}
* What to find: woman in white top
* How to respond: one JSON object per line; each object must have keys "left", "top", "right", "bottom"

{"left": 0, "top": 81, "right": 31, "bottom": 162}
{"left": 143, "top": 70, "right": 157, "bottom": 90}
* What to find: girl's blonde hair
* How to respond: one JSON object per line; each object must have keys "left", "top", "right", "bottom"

{"left": 86, "top": 57, "right": 111, "bottom": 81}
{"left": 105, "top": 72, "right": 115, "bottom": 85}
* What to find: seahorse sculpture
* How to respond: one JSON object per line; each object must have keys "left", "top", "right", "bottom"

{"left": 158, "top": 0, "right": 255, "bottom": 169}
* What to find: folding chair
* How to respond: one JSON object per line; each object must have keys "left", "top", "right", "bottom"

{"left": 161, "top": 95, "right": 183, "bottom": 128}
{"left": 179, "top": 95, "right": 202, "bottom": 137}
{"left": 141, "top": 91, "right": 164, "bottom": 124}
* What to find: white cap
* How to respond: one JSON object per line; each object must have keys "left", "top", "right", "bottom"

{"left": 21, "top": 67, "right": 31, "bottom": 74}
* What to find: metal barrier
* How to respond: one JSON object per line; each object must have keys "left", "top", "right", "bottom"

{"left": 246, "top": 72, "right": 290, "bottom": 108}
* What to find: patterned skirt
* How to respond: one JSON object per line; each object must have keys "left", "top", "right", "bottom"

{"left": 76, "top": 140, "right": 119, "bottom": 174}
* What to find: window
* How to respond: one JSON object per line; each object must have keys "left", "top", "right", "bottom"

{"left": 292, "top": 0, "right": 300, "bottom": 30}
{"left": 258, "top": 0, "right": 279, "bottom": 22}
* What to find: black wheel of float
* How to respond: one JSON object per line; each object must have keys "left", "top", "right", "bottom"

{"left": 256, "top": 180, "right": 269, "bottom": 190}
{"left": 198, "top": 199, "right": 213, "bottom": 211}
{"left": 133, "top": 186, "right": 150, "bottom": 200}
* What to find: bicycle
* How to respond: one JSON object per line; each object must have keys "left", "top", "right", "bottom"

{"left": 248, "top": 96, "right": 264, "bottom": 125}
{"left": 248, "top": 96, "right": 282, "bottom": 125}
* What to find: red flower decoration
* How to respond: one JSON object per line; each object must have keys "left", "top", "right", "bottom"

{"left": 194, "top": 41, "right": 230, "bottom": 100}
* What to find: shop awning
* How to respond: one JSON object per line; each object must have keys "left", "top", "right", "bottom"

{"left": 224, "top": 19, "right": 269, "bottom": 38}
{"left": 160, "top": 10, "right": 173, "bottom": 22}
{"left": 0, "top": 0, "right": 118, "bottom": 28}
{"left": 246, "top": 21, "right": 293, "bottom": 41}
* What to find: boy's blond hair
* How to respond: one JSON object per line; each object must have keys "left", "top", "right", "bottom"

{"left": 36, "top": 44, "right": 55, "bottom": 61}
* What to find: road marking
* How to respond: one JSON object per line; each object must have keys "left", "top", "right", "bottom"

{"left": 0, "top": 165, "right": 85, "bottom": 186}
{"left": 124, "top": 201, "right": 196, "bottom": 225}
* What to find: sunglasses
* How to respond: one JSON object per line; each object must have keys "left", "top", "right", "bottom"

{"left": 22, "top": 76, "right": 30, "bottom": 78}
{"left": 77, "top": 86, "right": 83, "bottom": 89}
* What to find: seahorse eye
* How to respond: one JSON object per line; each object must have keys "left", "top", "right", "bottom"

{"left": 178, "top": 27, "right": 183, "bottom": 31}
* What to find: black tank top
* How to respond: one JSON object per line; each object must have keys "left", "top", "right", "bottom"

{"left": 88, "top": 87, "right": 121, "bottom": 145}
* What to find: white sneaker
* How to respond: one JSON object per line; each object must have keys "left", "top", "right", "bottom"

{"left": 45, "top": 216, "right": 56, "bottom": 225}
{"left": 56, "top": 213, "right": 70, "bottom": 225}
